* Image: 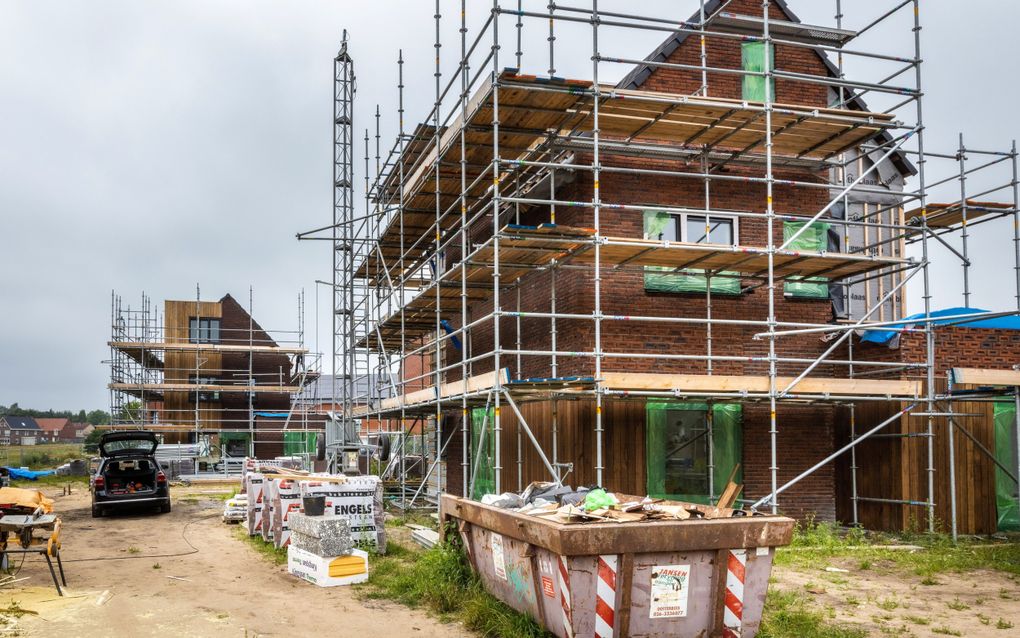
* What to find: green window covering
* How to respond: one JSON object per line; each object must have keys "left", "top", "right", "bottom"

{"left": 993, "top": 401, "right": 1020, "bottom": 532}
{"left": 642, "top": 211, "right": 740, "bottom": 295}
{"left": 646, "top": 401, "right": 742, "bottom": 505}
{"left": 284, "top": 431, "right": 318, "bottom": 456}
{"left": 784, "top": 221, "right": 831, "bottom": 298}
{"left": 218, "top": 431, "right": 250, "bottom": 457}
{"left": 741, "top": 42, "right": 775, "bottom": 102}
{"left": 470, "top": 408, "right": 496, "bottom": 500}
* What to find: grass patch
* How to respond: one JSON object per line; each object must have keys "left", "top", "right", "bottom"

{"left": 997, "top": 618, "right": 1014, "bottom": 630}
{"left": 1, "top": 443, "right": 86, "bottom": 469}
{"left": 931, "top": 626, "right": 962, "bottom": 636}
{"left": 758, "top": 589, "right": 867, "bottom": 638}
{"left": 775, "top": 519, "right": 1020, "bottom": 578}
{"left": 233, "top": 525, "right": 287, "bottom": 566}
{"left": 361, "top": 533, "right": 549, "bottom": 637}
{"left": 9, "top": 474, "right": 90, "bottom": 489}
{"left": 946, "top": 598, "right": 969, "bottom": 611}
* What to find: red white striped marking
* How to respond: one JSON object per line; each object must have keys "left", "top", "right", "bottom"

{"left": 595, "top": 554, "right": 618, "bottom": 638}
{"left": 723, "top": 549, "right": 746, "bottom": 638}
{"left": 557, "top": 555, "right": 573, "bottom": 638}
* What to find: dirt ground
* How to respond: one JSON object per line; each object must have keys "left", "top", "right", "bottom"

{"left": 0, "top": 483, "right": 470, "bottom": 637}
{"left": 772, "top": 555, "right": 1020, "bottom": 637}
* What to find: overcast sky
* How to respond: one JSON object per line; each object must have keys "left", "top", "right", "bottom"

{"left": 1, "top": 1, "right": 1018, "bottom": 411}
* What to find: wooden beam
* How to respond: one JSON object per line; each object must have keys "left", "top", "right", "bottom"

{"left": 951, "top": 367, "right": 1020, "bottom": 387}
{"left": 601, "top": 372, "right": 921, "bottom": 398}
{"left": 109, "top": 383, "right": 301, "bottom": 394}
{"left": 109, "top": 341, "right": 307, "bottom": 355}
{"left": 349, "top": 369, "right": 511, "bottom": 417}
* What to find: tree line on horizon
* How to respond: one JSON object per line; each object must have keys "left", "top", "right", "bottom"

{"left": 0, "top": 403, "right": 111, "bottom": 425}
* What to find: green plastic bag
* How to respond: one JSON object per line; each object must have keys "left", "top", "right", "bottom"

{"left": 583, "top": 488, "right": 618, "bottom": 511}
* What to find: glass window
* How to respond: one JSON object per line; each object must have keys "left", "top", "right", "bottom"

{"left": 686, "top": 215, "right": 734, "bottom": 245}
{"left": 188, "top": 375, "right": 221, "bottom": 402}
{"left": 189, "top": 318, "right": 221, "bottom": 343}
{"left": 642, "top": 210, "right": 740, "bottom": 295}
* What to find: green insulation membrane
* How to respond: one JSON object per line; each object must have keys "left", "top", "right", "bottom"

{"left": 783, "top": 221, "right": 830, "bottom": 298}
{"left": 283, "top": 431, "right": 317, "bottom": 456}
{"left": 471, "top": 407, "right": 496, "bottom": 501}
{"left": 643, "top": 211, "right": 740, "bottom": 294}
{"left": 742, "top": 42, "right": 775, "bottom": 102}
{"left": 993, "top": 401, "right": 1020, "bottom": 531}
{"left": 646, "top": 402, "right": 742, "bottom": 505}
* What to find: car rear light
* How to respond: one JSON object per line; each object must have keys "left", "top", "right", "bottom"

{"left": 156, "top": 471, "right": 167, "bottom": 484}
{"left": 94, "top": 476, "right": 105, "bottom": 489}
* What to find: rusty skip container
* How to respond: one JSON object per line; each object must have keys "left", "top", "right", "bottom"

{"left": 441, "top": 494, "right": 794, "bottom": 638}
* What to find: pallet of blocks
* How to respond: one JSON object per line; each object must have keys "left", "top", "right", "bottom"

{"left": 287, "top": 512, "right": 368, "bottom": 587}
{"left": 298, "top": 475, "right": 386, "bottom": 553}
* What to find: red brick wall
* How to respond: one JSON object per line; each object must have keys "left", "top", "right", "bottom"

{"left": 637, "top": 0, "right": 829, "bottom": 108}
{"left": 439, "top": 1, "right": 846, "bottom": 519}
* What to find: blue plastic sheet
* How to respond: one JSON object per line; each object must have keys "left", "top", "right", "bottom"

{"left": 4, "top": 467, "right": 55, "bottom": 480}
{"left": 860, "top": 307, "right": 1020, "bottom": 345}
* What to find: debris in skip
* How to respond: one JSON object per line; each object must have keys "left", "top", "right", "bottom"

{"left": 479, "top": 480, "right": 752, "bottom": 524}
{"left": 441, "top": 486, "right": 794, "bottom": 638}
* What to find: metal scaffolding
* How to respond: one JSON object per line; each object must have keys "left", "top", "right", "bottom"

{"left": 308, "top": 0, "right": 1020, "bottom": 528}
{"left": 107, "top": 287, "right": 320, "bottom": 474}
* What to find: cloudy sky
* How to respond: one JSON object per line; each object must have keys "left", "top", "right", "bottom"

{"left": 1, "top": 0, "right": 1018, "bottom": 411}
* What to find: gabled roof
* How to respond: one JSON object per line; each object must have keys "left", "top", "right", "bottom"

{"left": 1, "top": 416, "right": 40, "bottom": 431}
{"left": 36, "top": 417, "right": 70, "bottom": 432}
{"left": 615, "top": 0, "right": 915, "bottom": 177}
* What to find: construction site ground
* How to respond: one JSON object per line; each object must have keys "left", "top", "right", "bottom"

{"left": 0, "top": 482, "right": 469, "bottom": 637}
{"left": 1, "top": 481, "right": 1017, "bottom": 637}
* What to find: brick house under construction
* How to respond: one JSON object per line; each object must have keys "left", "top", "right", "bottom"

{"left": 339, "top": 0, "right": 1020, "bottom": 534}
{"left": 109, "top": 292, "right": 321, "bottom": 461}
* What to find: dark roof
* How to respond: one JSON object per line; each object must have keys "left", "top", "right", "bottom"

{"left": 2, "top": 416, "right": 40, "bottom": 431}
{"left": 615, "top": 0, "right": 916, "bottom": 177}
{"left": 299, "top": 374, "right": 394, "bottom": 403}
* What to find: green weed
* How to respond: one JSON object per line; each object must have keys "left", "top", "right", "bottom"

{"left": 361, "top": 534, "right": 548, "bottom": 637}
{"left": 233, "top": 526, "right": 287, "bottom": 566}
{"left": 758, "top": 589, "right": 867, "bottom": 638}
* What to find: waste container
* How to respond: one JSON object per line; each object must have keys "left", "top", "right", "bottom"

{"left": 441, "top": 494, "right": 794, "bottom": 638}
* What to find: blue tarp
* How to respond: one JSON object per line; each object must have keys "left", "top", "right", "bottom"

{"left": 253, "top": 411, "right": 289, "bottom": 418}
{"left": 860, "top": 307, "right": 1020, "bottom": 345}
{"left": 4, "top": 467, "right": 55, "bottom": 480}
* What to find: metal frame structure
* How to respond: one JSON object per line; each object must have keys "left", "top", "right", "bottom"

{"left": 307, "top": 1, "right": 1020, "bottom": 530}
{"left": 107, "top": 287, "right": 321, "bottom": 473}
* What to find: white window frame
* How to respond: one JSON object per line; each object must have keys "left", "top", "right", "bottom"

{"left": 663, "top": 212, "right": 740, "bottom": 246}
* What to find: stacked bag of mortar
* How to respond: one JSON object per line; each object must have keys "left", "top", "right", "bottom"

{"left": 287, "top": 512, "right": 369, "bottom": 587}
{"left": 261, "top": 478, "right": 277, "bottom": 543}
{"left": 245, "top": 471, "right": 265, "bottom": 537}
{"left": 271, "top": 478, "right": 303, "bottom": 548}
{"left": 298, "top": 475, "right": 386, "bottom": 553}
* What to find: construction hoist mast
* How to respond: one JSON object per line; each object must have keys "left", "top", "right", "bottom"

{"left": 332, "top": 31, "right": 356, "bottom": 473}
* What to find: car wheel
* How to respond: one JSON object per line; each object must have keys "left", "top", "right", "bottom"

{"left": 161, "top": 501, "right": 171, "bottom": 514}
{"left": 91, "top": 504, "right": 103, "bottom": 518}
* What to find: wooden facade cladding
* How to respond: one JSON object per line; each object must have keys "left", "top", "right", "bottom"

{"left": 164, "top": 300, "right": 222, "bottom": 430}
